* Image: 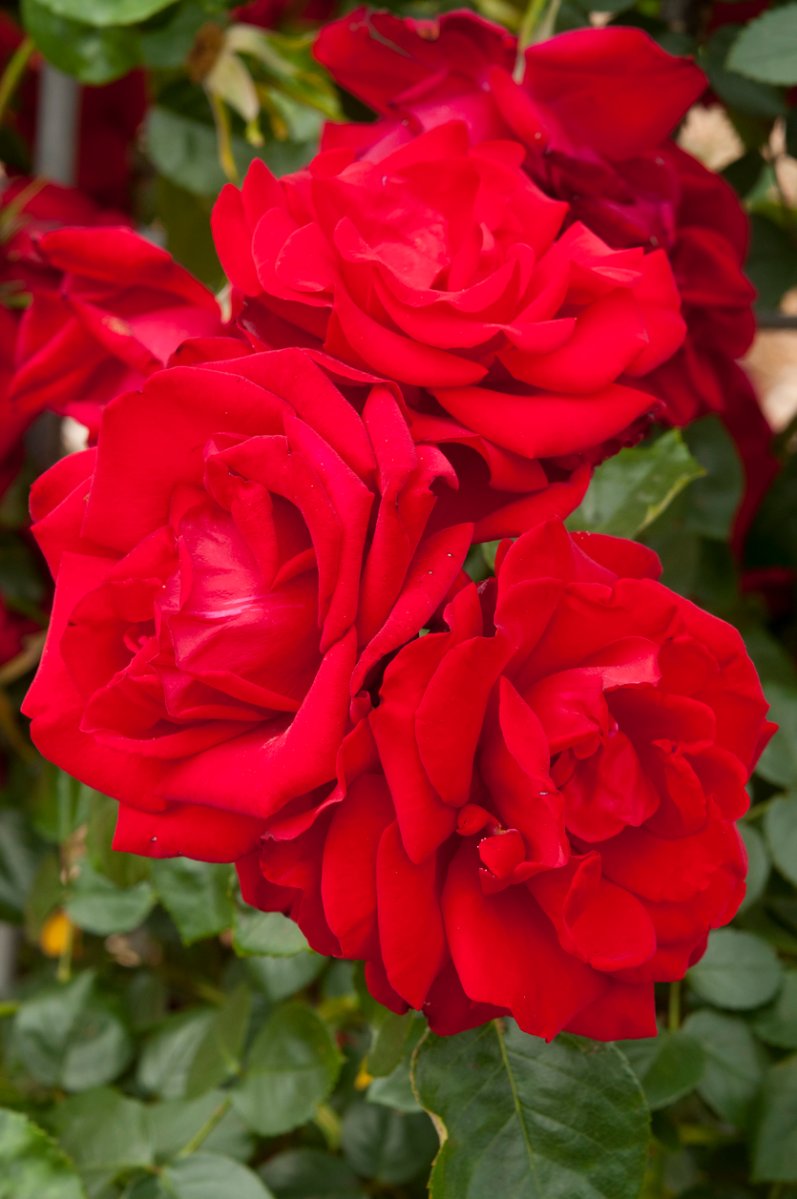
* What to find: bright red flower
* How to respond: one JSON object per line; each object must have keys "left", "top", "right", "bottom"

{"left": 9, "top": 226, "right": 224, "bottom": 435}
{"left": 212, "top": 122, "right": 684, "bottom": 533}
{"left": 314, "top": 9, "right": 774, "bottom": 543}
{"left": 23, "top": 348, "right": 470, "bottom": 862}
{"left": 240, "top": 520, "right": 774, "bottom": 1040}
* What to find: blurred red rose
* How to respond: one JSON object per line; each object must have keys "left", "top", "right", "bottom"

{"left": 241, "top": 520, "right": 774, "bottom": 1040}
{"left": 314, "top": 10, "right": 775, "bottom": 544}
{"left": 0, "top": 12, "right": 146, "bottom": 211}
{"left": 212, "top": 123, "right": 684, "bottom": 532}
{"left": 9, "top": 226, "right": 224, "bottom": 434}
{"left": 23, "top": 348, "right": 470, "bottom": 863}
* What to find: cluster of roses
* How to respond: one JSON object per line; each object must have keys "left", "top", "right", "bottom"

{"left": 17, "top": 11, "right": 774, "bottom": 1041}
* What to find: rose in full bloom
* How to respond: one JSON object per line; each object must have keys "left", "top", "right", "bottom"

{"left": 314, "top": 10, "right": 775, "bottom": 544}
{"left": 9, "top": 226, "right": 225, "bottom": 434}
{"left": 240, "top": 520, "right": 773, "bottom": 1040}
{"left": 23, "top": 348, "right": 470, "bottom": 862}
{"left": 212, "top": 122, "right": 684, "bottom": 515}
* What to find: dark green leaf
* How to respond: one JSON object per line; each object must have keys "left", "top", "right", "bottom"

{"left": 66, "top": 863, "right": 155, "bottom": 936}
{"left": 153, "top": 859, "right": 233, "bottom": 945}
{"left": 341, "top": 1101, "right": 437, "bottom": 1188}
{"left": 764, "top": 794, "right": 797, "bottom": 886}
{"left": 233, "top": 908, "right": 308, "bottom": 957}
{"left": 260, "top": 1149, "right": 366, "bottom": 1199}
{"left": 413, "top": 1021, "right": 650, "bottom": 1199}
{"left": 134, "top": 1154, "right": 275, "bottom": 1199}
{"left": 85, "top": 793, "right": 151, "bottom": 888}
{"left": 739, "top": 823, "right": 770, "bottom": 913}
{"left": 746, "top": 214, "right": 797, "bottom": 312}
{"left": 140, "top": 0, "right": 224, "bottom": 68}
{"left": 619, "top": 1030, "right": 704, "bottom": 1110}
{"left": 147, "top": 1091, "right": 253, "bottom": 1163}
{"left": 683, "top": 1010, "right": 768, "bottom": 1127}
{"left": 32, "top": 767, "right": 92, "bottom": 845}
{"left": 753, "top": 970, "right": 797, "bottom": 1050}
{"left": 0, "top": 808, "right": 43, "bottom": 922}
{"left": 703, "top": 27, "right": 785, "bottom": 119}
{"left": 185, "top": 984, "right": 252, "bottom": 1097}
{"left": 21, "top": 0, "right": 141, "bottom": 83}
{"left": 727, "top": 5, "right": 797, "bottom": 85}
{"left": 54, "top": 1089, "right": 153, "bottom": 1190}
{"left": 0, "top": 1109, "right": 87, "bottom": 1199}
{"left": 723, "top": 150, "right": 766, "bottom": 197}
{"left": 681, "top": 417, "right": 744, "bottom": 542}
{"left": 137, "top": 1009, "right": 216, "bottom": 1099}
{"left": 751, "top": 1056, "right": 797, "bottom": 1181}
{"left": 232, "top": 1004, "right": 342, "bottom": 1136}
{"left": 367, "top": 1011, "right": 417, "bottom": 1078}
{"left": 757, "top": 685, "right": 797, "bottom": 788}
{"left": 12, "top": 972, "right": 133, "bottom": 1091}
{"left": 688, "top": 929, "right": 783, "bottom": 1010}
{"left": 35, "top": 0, "right": 177, "bottom": 25}
{"left": 368, "top": 1063, "right": 421, "bottom": 1114}
{"left": 566, "top": 430, "right": 703, "bottom": 538}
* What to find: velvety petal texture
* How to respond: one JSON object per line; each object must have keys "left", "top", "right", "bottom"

{"left": 245, "top": 519, "right": 773, "bottom": 1041}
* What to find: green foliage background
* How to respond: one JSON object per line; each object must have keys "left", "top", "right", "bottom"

{"left": 1, "top": 0, "right": 797, "bottom": 1195}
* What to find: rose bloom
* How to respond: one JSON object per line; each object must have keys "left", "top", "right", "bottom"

{"left": 212, "top": 122, "right": 684, "bottom": 522}
{"left": 314, "top": 10, "right": 775, "bottom": 544}
{"left": 10, "top": 226, "right": 224, "bottom": 434}
{"left": 240, "top": 520, "right": 773, "bottom": 1040}
{"left": 23, "top": 348, "right": 470, "bottom": 860}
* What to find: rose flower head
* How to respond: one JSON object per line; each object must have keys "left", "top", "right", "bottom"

{"left": 23, "top": 348, "right": 470, "bottom": 861}
{"left": 241, "top": 520, "right": 774, "bottom": 1041}
{"left": 9, "top": 226, "right": 225, "bottom": 436}
{"left": 212, "top": 121, "right": 685, "bottom": 484}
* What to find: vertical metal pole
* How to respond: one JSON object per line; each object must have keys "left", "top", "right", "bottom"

{"left": 1, "top": 64, "right": 81, "bottom": 999}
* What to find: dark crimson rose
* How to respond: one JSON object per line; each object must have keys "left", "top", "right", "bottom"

{"left": 9, "top": 227, "right": 224, "bottom": 434}
{"left": 313, "top": 10, "right": 774, "bottom": 546}
{"left": 23, "top": 348, "right": 470, "bottom": 862}
{"left": 240, "top": 520, "right": 773, "bottom": 1041}
{"left": 212, "top": 123, "right": 684, "bottom": 495}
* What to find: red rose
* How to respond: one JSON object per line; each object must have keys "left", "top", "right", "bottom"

{"left": 240, "top": 520, "right": 773, "bottom": 1041}
{"left": 23, "top": 348, "right": 470, "bottom": 862}
{"left": 9, "top": 227, "right": 224, "bottom": 434}
{"left": 212, "top": 123, "right": 683, "bottom": 506}
{"left": 314, "top": 11, "right": 774, "bottom": 545}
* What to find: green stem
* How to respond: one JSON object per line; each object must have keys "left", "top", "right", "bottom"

{"left": 208, "top": 91, "right": 238, "bottom": 182}
{"left": 0, "top": 36, "right": 34, "bottom": 128}
{"left": 314, "top": 1102, "right": 342, "bottom": 1151}
{"left": 177, "top": 1096, "right": 232, "bottom": 1157}
{"left": 668, "top": 979, "right": 682, "bottom": 1031}
{"left": 516, "top": 0, "right": 549, "bottom": 55}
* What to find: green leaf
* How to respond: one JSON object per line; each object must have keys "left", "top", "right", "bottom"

{"left": 232, "top": 1004, "right": 342, "bottom": 1136}
{"left": 619, "top": 1030, "right": 705, "bottom": 1110}
{"left": 34, "top": 0, "right": 177, "bottom": 25}
{"left": 0, "top": 808, "right": 43, "bottom": 922}
{"left": 727, "top": 5, "right": 797, "bottom": 85}
{"left": 688, "top": 929, "right": 783, "bottom": 1011}
{"left": 140, "top": 0, "right": 225, "bottom": 68}
{"left": 0, "top": 1108, "right": 87, "bottom": 1199}
{"left": 341, "top": 1101, "right": 436, "bottom": 1187}
{"left": 259, "top": 1149, "right": 366, "bottom": 1199}
{"left": 757, "top": 685, "right": 797, "bottom": 788}
{"left": 146, "top": 1091, "right": 253, "bottom": 1163}
{"left": 413, "top": 1021, "right": 650, "bottom": 1199}
{"left": 746, "top": 214, "right": 797, "bottom": 312}
{"left": 753, "top": 970, "right": 797, "bottom": 1050}
{"left": 751, "top": 1056, "right": 797, "bottom": 1181}
{"left": 367, "top": 1010, "right": 417, "bottom": 1078}
{"left": 66, "top": 862, "right": 155, "bottom": 936}
{"left": 245, "top": 950, "right": 326, "bottom": 1001}
{"left": 12, "top": 972, "right": 133, "bottom": 1091}
{"left": 681, "top": 417, "right": 744, "bottom": 542}
{"left": 85, "top": 793, "right": 151, "bottom": 888}
{"left": 130, "top": 1154, "right": 275, "bottom": 1199}
{"left": 53, "top": 1088, "right": 153, "bottom": 1191}
{"left": 368, "top": 1064, "right": 422, "bottom": 1114}
{"left": 683, "top": 1010, "right": 768, "bottom": 1127}
{"left": 566, "top": 430, "right": 703, "bottom": 538}
{"left": 153, "top": 859, "right": 233, "bottom": 945}
{"left": 764, "top": 794, "right": 797, "bottom": 886}
{"left": 137, "top": 1008, "right": 216, "bottom": 1099}
{"left": 739, "top": 823, "right": 770, "bottom": 913}
{"left": 185, "top": 985, "right": 252, "bottom": 1097}
{"left": 703, "top": 27, "right": 786, "bottom": 119}
{"left": 233, "top": 908, "right": 308, "bottom": 957}
{"left": 21, "top": 0, "right": 141, "bottom": 83}
{"left": 32, "top": 767, "right": 93, "bottom": 845}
